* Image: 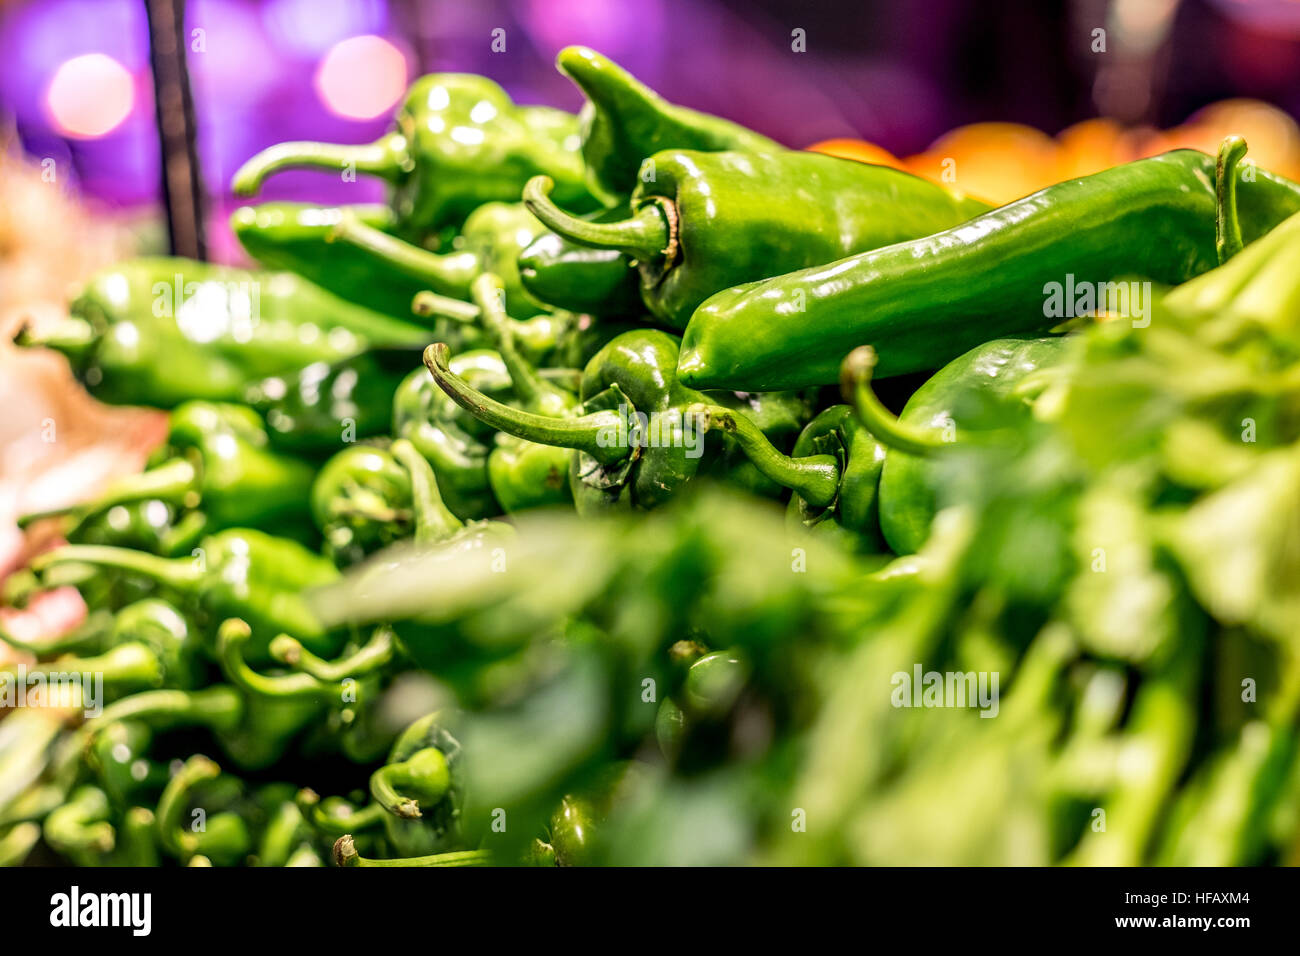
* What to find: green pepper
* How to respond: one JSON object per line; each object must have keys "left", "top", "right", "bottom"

{"left": 20, "top": 402, "right": 315, "bottom": 544}
{"left": 677, "top": 148, "right": 1300, "bottom": 390}
{"left": 691, "top": 402, "right": 887, "bottom": 552}
{"left": 523, "top": 148, "right": 987, "bottom": 328}
{"left": 231, "top": 202, "right": 437, "bottom": 319}
{"left": 843, "top": 337, "right": 1071, "bottom": 554}
{"left": 422, "top": 274, "right": 577, "bottom": 513}
{"left": 368, "top": 712, "right": 466, "bottom": 857}
{"left": 65, "top": 499, "right": 206, "bottom": 558}
{"left": 423, "top": 329, "right": 807, "bottom": 514}
{"left": 327, "top": 202, "right": 550, "bottom": 318}
{"left": 88, "top": 720, "right": 168, "bottom": 807}
{"left": 310, "top": 445, "right": 414, "bottom": 566}
{"left": 31, "top": 528, "right": 343, "bottom": 662}
{"left": 14, "top": 258, "right": 429, "bottom": 407}
{"left": 555, "top": 46, "right": 780, "bottom": 204}
{"left": 43, "top": 785, "right": 117, "bottom": 866}
{"left": 232, "top": 73, "right": 595, "bottom": 234}
{"left": 155, "top": 754, "right": 253, "bottom": 866}
{"left": 518, "top": 204, "right": 645, "bottom": 316}
{"left": 1, "top": 598, "right": 205, "bottom": 693}
{"left": 245, "top": 347, "right": 422, "bottom": 456}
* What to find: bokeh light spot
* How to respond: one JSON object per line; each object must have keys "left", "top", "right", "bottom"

{"left": 315, "top": 35, "right": 406, "bottom": 121}
{"left": 46, "top": 53, "right": 134, "bottom": 139}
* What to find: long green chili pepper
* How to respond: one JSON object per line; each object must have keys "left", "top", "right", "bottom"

{"left": 678, "top": 146, "right": 1300, "bottom": 390}
{"left": 14, "top": 258, "right": 429, "bottom": 407}
{"left": 232, "top": 73, "right": 595, "bottom": 234}
{"left": 555, "top": 46, "right": 780, "bottom": 203}
{"left": 523, "top": 149, "right": 987, "bottom": 328}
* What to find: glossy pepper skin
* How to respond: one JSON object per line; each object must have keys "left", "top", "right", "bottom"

{"left": 327, "top": 202, "right": 550, "bottom": 317}
{"left": 230, "top": 202, "right": 435, "bottom": 319}
{"left": 694, "top": 402, "right": 887, "bottom": 552}
{"left": 14, "top": 258, "right": 429, "bottom": 408}
{"left": 424, "top": 329, "right": 809, "bottom": 514}
{"left": 555, "top": 46, "right": 781, "bottom": 204}
{"left": 20, "top": 402, "right": 315, "bottom": 543}
{"left": 310, "top": 444, "right": 413, "bottom": 566}
{"left": 245, "top": 347, "right": 420, "bottom": 456}
{"left": 864, "top": 336, "right": 1071, "bottom": 555}
{"left": 368, "top": 712, "right": 466, "bottom": 857}
{"left": 426, "top": 274, "right": 577, "bottom": 513}
{"left": 523, "top": 149, "right": 988, "bottom": 328}
{"left": 30, "top": 529, "right": 342, "bottom": 663}
{"left": 677, "top": 149, "right": 1300, "bottom": 391}
{"left": 517, "top": 205, "right": 645, "bottom": 316}
{"left": 232, "top": 73, "right": 595, "bottom": 234}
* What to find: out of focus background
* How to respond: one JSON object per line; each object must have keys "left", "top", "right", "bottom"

{"left": 2, "top": 0, "right": 1300, "bottom": 607}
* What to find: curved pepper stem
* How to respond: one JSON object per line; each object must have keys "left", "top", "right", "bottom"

{"left": 155, "top": 754, "right": 221, "bottom": 858}
{"left": 30, "top": 544, "right": 204, "bottom": 593}
{"left": 270, "top": 626, "right": 395, "bottom": 683}
{"left": 18, "top": 457, "right": 199, "bottom": 531}
{"left": 333, "top": 833, "right": 489, "bottom": 867}
{"left": 1215, "top": 135, "right": 1248, "bottom": 265}
{"left": 232, "top": 133, "right": 410, "bottom": 196}
{"left": 216, "top": 618, "right": 347, "bottom": 701}
{"left": 411, "top": 290, "right": 480, "bottom": 324}
{"left": 297, "top": 789, "right": 387, "bottom": 835}
{"left": 688, "top": 403, "right": 839, "bottom": 507}
{"left": 841, "top": 347, "right": 953, "bottom": 455}
{"left": 470, "top": 273, "right": 574, "bottom": 417}
{"left": 524, "top": 175, "right": 673, "bottom": 263}
{"left": 423, "top": 343, "right": 629, "bottom": 464}
{"left": 328, "top": 209, "right": 479, "bottom": 299}
{"left": 2, "top": 642, "right": 162, "bottom": 689}
{"left": 369, "top": 746, "right": 451, "bottom": 819}
{"left": 390, "top": 440, "right": 464, "bottom": 544}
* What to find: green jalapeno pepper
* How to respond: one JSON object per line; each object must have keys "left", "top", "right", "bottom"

{"left": 310, "top": 444, "right": 414, "bottom": 566}
{"left": 523, "top": 149, "right": 987, "bottom": 328}
{"left": 518, "top": 204, "right": 645, "bottom": 316}
{"left": 14, "top": 258, "right": 429, "bottom": 408}
{"left": 420, "top": 274, "right": 577, "bottom": 512}
{"left": 678, "top": 148, "right": 1300, "bottom": 390}
{"left": 231, "top": 202, "right": 441, "bottom": 319}
{"left": 690, "top": 402, "right": 887, "bottom": 552}
{"left": 841, "top": 337, "right": 1071, "bottom": 555}
{"left": 245, "top": 347, "right": 422, "bottom": 456}
{"left": 555, "top": 46, "right": 780, "bottom": 204}
{"left": 20, "top": 402, "right": 315, "bottom": 545}
{"left": 327, "top": 202, "right": 550, "bottom": 317}
{"left": 423, "top": 329, "right": 808, "bottom": 514}
{"left": 31, "top": 528, "right": 343, "bottom": 663}
{"left": 232, "top": 73, "right": 595, "bottom": 234}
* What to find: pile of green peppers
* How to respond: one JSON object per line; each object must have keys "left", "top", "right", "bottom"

{"left": 5, "top": 52, "right": 1300, "bottom": 868}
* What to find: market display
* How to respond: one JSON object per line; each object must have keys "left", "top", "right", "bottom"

{"left": 3, "top": 46, "right": 1299, "bottom": 869}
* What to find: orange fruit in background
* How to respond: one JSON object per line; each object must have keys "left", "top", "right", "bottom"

{"left": 804, "top": 138, "right": 906, "bottom": 170}
{"left": 1138, "top": 99, "right": 1300, "bottom": 179}
{"left": 1055, "top": 118, "right": 1140, "bottom": 181}
{"left": 904, "top": 122, "right": 1061, "bottom": 205}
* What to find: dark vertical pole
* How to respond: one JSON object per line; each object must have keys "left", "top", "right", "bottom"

{"left": 144, "top": 0, "right": 206, "bottom": 260}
